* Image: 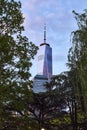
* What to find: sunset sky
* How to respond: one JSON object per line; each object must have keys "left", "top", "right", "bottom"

{"left": 18, "top": 0, "right": 87, "bottom": 77}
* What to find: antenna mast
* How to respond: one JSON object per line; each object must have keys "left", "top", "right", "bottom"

{"left": 44, "top": 23, "right": 46, "bottom": 43}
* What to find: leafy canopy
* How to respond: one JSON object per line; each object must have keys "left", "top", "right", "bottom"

{"left": 0, "top": 0, "right": 38, "bottom": 129}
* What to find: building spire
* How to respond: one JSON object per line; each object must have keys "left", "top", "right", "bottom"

{"left": 44, "top": 23, "right": 46, "bottom": 43}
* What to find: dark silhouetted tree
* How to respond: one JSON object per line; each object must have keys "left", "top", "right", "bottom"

{"left": 0, "top": 0, "right": 38, "bottom": 129}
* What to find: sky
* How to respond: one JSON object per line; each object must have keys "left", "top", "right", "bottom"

{"left": 19, "top": 0, "right": 87, "bottom": 78}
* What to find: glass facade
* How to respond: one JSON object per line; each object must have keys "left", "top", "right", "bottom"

{"left": 33, "top": 25, "right": 52, "bottom": 93}
{"left": 37, "top": 43, "right": 52, "bottom": 80}
{"left": 33, "top": 75, "right": 48, "bottom": 93}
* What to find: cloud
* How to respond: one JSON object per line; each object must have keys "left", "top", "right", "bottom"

{"left": 22, "top": 0, "right": 75, "bottom": 40}
{"left": 19, "top": 0, "right": 87, "bottom": 76}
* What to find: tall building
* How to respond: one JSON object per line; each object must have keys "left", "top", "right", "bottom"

{"left": 37, "top": 24, "right": 52, "bottom": 80}
{"left": 33, "top": 24, "right": 52, "bottom": 93}
{"left": 33, "top": 75, "right": 48, "bottom": 93}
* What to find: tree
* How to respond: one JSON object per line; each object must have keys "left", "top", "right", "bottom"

{"left": 0, "top": 0, "right": 38, "bottom": 129}
{"left": 27, "top": 90, "right": 67, "bottom": 130}
{"left": 67, "top": 10, "right": 87, "bottom": 130}
{"left": 68, "top": 10, "right": 87, "bottom": 113}
{"left": 46, "top": 72, "right": 82, "bottom": 130}
{"left": 24, "top": 73, "right": 69, "bottom": 130}
{"left": 29, "top": 71, "right": 84, "bottom": 130}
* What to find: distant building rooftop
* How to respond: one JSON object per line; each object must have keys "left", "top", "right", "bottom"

{"left": 40, "top": 43, "right": 50, "bottom": 46}
{"left": 33, "top": 74, "right": 48, "bottom": 93}
{"left": 34, "top": 74, "right": 48, "bottom": 80}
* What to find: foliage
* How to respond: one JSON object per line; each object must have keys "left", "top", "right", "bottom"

{"left": 0, "top": 0, "right": 38, "bottom": 129}
{"left": 67, "top": 10, "right": 87, "bottom": 130}
{"left": 68, "top": 10, "right": 87, "bottom": 113}
{"left": 30, "top": 72, "right": 71, "bottom": 130}
{"left": 45, "top": 71, "right": 87, "bottom": 130}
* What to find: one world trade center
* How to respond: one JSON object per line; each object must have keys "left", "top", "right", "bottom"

{"left": 37, "top": 24, "right": 52, "bottom": 80}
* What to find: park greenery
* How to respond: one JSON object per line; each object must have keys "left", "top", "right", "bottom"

{"left": 0, "top": 0, "right": 87, "bottom": 130}
{"left": 0, "top": 0, "right": 38, "bottom": 129}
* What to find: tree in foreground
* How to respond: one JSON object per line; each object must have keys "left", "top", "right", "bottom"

{"left": 68, "top": 10, "right": 87, "bottom": 129}
{"left": 45, "top": 71, "right": 87, "bottom": 130}
{"left": 28, "top": 72, "right": 72, "bottom": 130}
{"left": 28, "top": 89, "right": 67, "bottom": 130}
{"left": 0, "top": 0, "right": 38, "bottom": 129}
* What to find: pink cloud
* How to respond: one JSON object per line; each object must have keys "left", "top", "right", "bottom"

{"left": 19, "top": 0, "right": 87, "bottom": 76}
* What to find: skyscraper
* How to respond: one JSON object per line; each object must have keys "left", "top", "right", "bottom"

{"left": 37, "top": 24, "right": 52, "bottom": 80}
{"left": 33, "top": 24, "right": 52, "bottom": 93}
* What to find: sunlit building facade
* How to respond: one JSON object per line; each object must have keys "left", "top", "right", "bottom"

{"left": 33, "top": 75, "right": 48, "bottom": 93}
{"left": 33, "top": 24, "right": 52, "bottom": 93}
{"left": 37, "top": 43, "right": 52, "bottom": 80}
{"left": 37, "top": 25, "right": 52, "bottom": 80}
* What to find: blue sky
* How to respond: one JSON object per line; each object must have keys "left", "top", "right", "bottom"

{"left": 19, "top": 0, "right": 87, "bottom": 77}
